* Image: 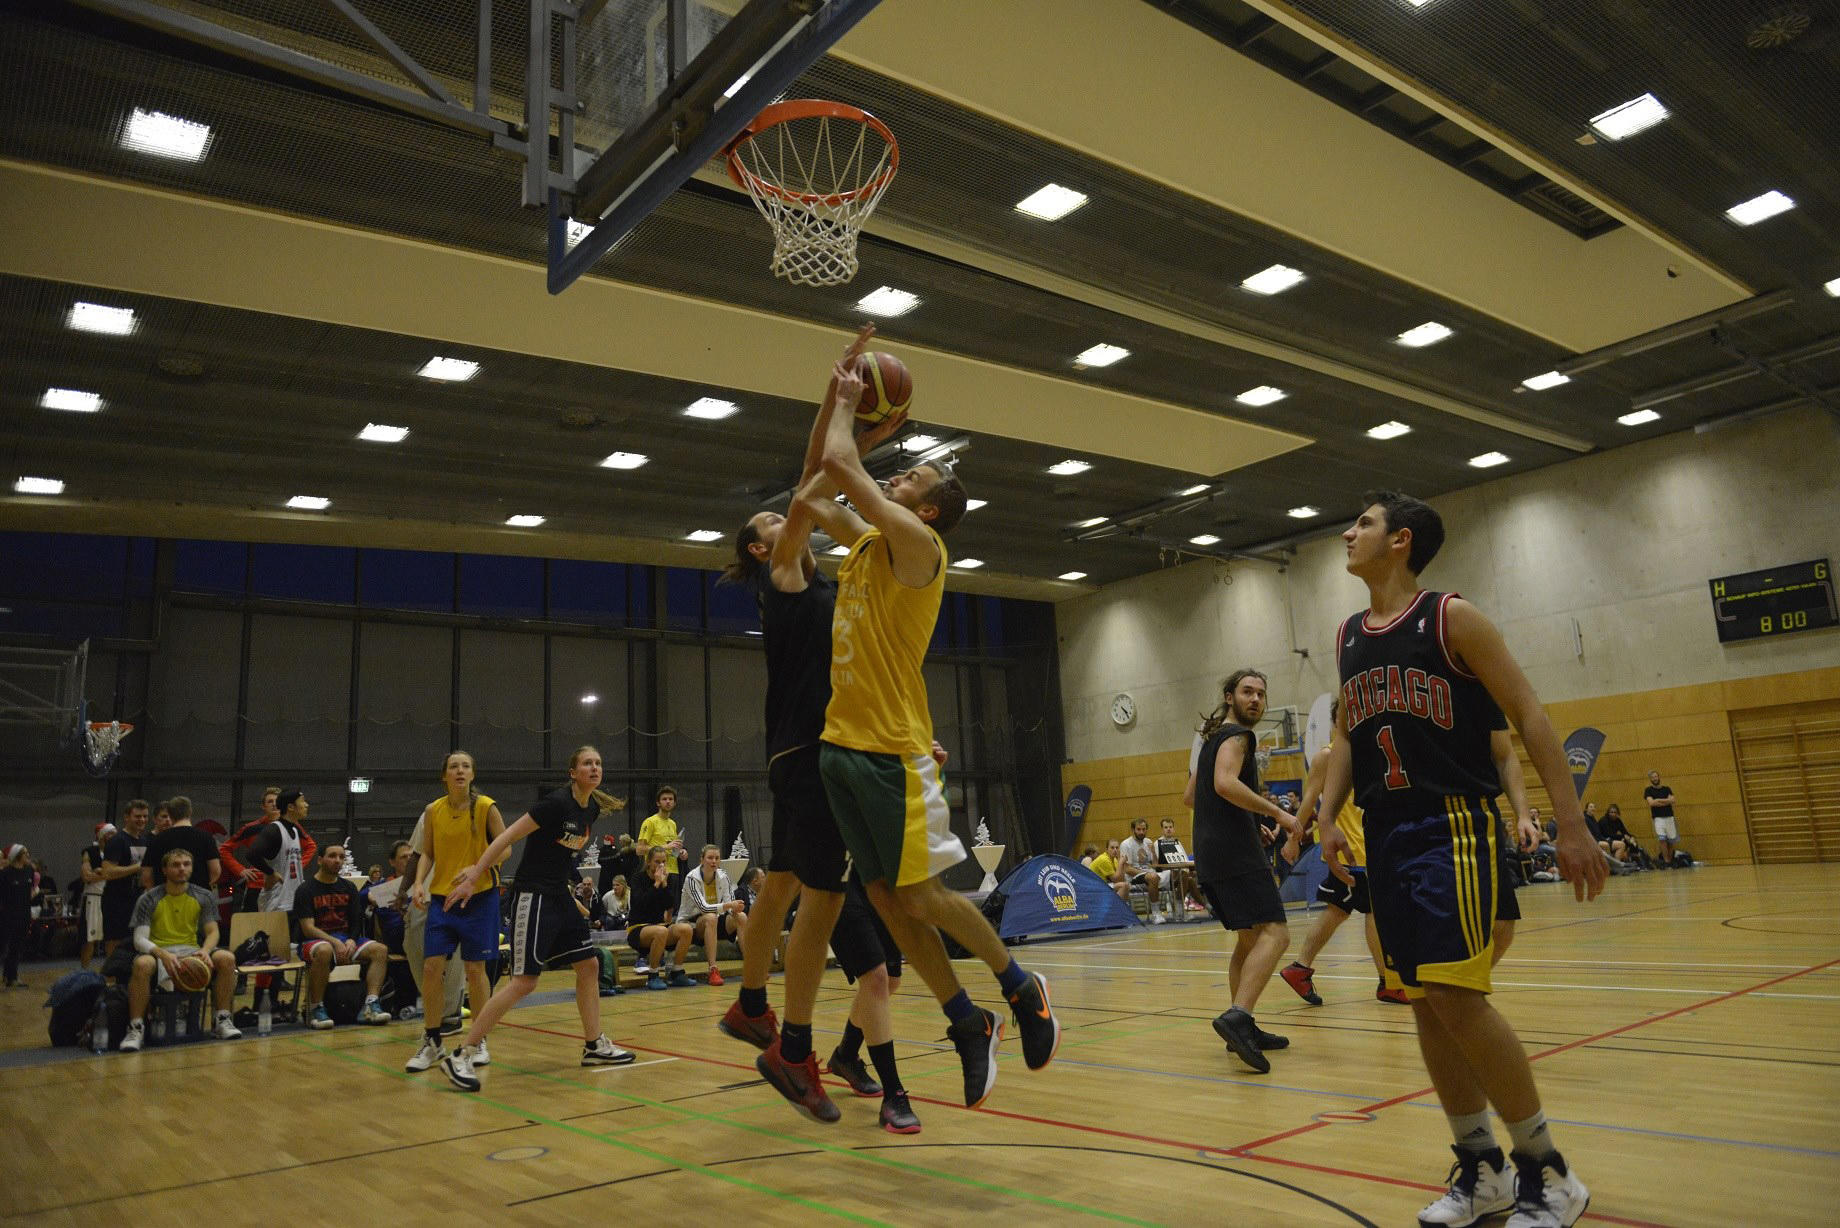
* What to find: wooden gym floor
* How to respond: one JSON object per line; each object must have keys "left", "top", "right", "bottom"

{"left": 2, "top": 864, "right": 1835, "bottom": 1226}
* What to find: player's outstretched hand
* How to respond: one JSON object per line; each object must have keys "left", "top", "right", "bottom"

{"left": 1319, "top": 823, "right": 1356, "bottom": 886}
{"left": 1554, "top": 825, "right": 1607, "bottom": 902}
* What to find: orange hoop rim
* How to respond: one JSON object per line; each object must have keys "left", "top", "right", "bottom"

{"left": 88, "top": 720, "right": 134, "bottom": 734}
{"left": 725, "top": 99, "right": 899, "bottom": 208}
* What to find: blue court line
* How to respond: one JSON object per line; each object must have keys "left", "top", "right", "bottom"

{"left": 1400, "top": 1101, "right": 1840, "bottom": 1158}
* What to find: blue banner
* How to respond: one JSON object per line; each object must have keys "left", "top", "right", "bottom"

{"left": 1062, "top": 784, "right": 1092, "bottom": 854}
{"left": 1562, "top": 727, "right": 1607, "bottom": 798}
{"left": 991, "top": 855, "right": 1141, "bottom": 940}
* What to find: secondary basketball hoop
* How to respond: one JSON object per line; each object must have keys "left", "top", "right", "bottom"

{"left": 725, "top": 100, "right": 899, "bottom": 287}
{"left": 83, "top": 719, "right": 135, "bottom": 777}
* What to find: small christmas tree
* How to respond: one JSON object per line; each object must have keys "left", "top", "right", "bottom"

{"left": 729, "top": 833, "right": 749, "bottom": 860}
{"left": 974, "top": 818, "right": 993, "bottom": 846}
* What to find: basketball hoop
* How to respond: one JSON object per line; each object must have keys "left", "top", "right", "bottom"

{"left": 725, "top": 99, "right": 898, "bottom": 287}
{"left": 83, "top": 720, "right": 135, "bottom": 777}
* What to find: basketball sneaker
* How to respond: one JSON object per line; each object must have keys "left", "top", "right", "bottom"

{"left": 879, "top": 1092, "right": 922, "bottom": 1135}
{"left": 1005, "top": 970, "right": 1060, "bottom": 1070}
{"left": 1377, "top": 985, "right": 1412, "bottom": 1005}
{"left": 358, "top": 998, "right": 390, "bottom": 1025}
{"left": 646, "top": 974, "right": 667, "bottom": 991}
{"left": 212, "top": 1010, "right": 243, "bottom": 1041}
{"left": 582, "top": 1034, "right": 636, "bottom": 1066}
{"left": 757, "top": 1039, "right": 841, "bottom": 1123}
{"left": 705, "top": 968, "right": 725, "bottom": 987}
{"left": 1211, "top": 1007, "right": 1270, "bottom": 1074}
{"left": 1253, "top": 1026, "right": 1289, "bottom": 1050}
{"left": 119, "top": 1019, "right": 145, "bottom": 1053}
{"left": 946, "top": 1007, "right": 1003, "bottom": 1108}
{"left": 718, "top": 999, "right": 779, "bottom": 1050}
{"left": 1419, "top": 1145, "right": 1513, "bottom": 1227}
{"left": 442, "top": 1044, "right": 481, "bottom": 1092}
{"left": 666, "top": 968, "right": 695, "bottom": 988}
{"left": 405, "top": 1036, "right": 444, "bottom": 1073}
{"left": 1280, "top": 961, "right": 1323, "bottom": 1006}
{"left": 1504, "top": 1152, "right": 1589, "bottom": 1228}
{"left": 309, "top": 1003, "right": 334, "bottom": 1031}
{"left": 474, "top": 1039, "right": 491, "bottom": 1066}
{"left": 824, "top": 1048, "right": 881, "bottom": 1097}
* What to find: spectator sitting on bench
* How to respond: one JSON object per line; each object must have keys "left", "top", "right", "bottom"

{"left": 1085, "top": 839, "right": 1130, "bottom": 902}
{"left": 678, "top": 844, "right": 747, "bottom": 987}
{"left": 110, "top": 849, "right": 241, "bottom": 1051}
{"left": 1120, "top": 818, "right": 1172, "bottom": 924}
{"left": 1596, "top": 802, "right": 1639, "bottom": 865}
{"left": 292, "top": 844, "right": 391, "bottom": 1029}
{"left": 1156, "top": 818, "right": 1204, "bottom": 913}
{"left": 601, "top": 875, "right": 631, "bottom": 931}
{"left": 627, "top": 847, "right": 693, "bottom": 988}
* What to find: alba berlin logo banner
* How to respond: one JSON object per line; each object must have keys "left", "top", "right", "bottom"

{"left": 1562, "top": 727, "right": 1607, "bottom": 798}
{"left": 1063, "top": 784, "right": 1092, "bottom": 853}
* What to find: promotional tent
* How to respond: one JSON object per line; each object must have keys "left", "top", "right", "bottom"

{"left": 986, "top": 854, "right": 1141, "bottom": 941}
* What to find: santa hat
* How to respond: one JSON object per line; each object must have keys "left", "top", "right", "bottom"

{"left": 4, "top": 844, "right": 23, "bottom": 863}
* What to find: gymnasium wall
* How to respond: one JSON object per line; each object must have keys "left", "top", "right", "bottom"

{"left": 1056, "top": 406, "right": 1840, "bottom": 862}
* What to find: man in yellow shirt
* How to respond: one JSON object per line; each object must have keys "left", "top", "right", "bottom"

{"left": 637, "top": 787, "right": 685, "bottom": 874}
{"left": 1085, "top": 839, "right": 1130, "bottom": 901}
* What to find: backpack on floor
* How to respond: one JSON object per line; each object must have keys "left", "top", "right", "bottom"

{"left": 1672, "top": 849, "right": 1695, "bottom": 869}
{"left": 46, "top": 970, "right": 105, "bottom": 1047}
{"left": 596, "top": 947, "right": 620, "bottom": 993}
{"left": 324, "top": 977, "right": 393, "bottom": 1024}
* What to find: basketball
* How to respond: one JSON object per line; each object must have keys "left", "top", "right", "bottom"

{"left": 173, "top": 953, "right": 213, "bottom": 992}
{"left": 854, "top": 351, "right": 912, "bottom": 426}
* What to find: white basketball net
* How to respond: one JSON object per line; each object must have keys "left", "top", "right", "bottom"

{"left": 729, "top": 111, "right": 896, "bottom": 287}
{"left": 85, "top": 721, "right": 131, "bottom": 772}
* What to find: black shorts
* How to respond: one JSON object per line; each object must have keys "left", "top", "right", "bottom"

{"left": 1315, "top": 868, "right": 1373, "bottom": 914}
{"left": 768, "top": 744, "right": 849, "bottom": 892}
{"left": 101, "top": 895, "right": 134, "bottom": 942}
{"left": 506, "top": 886, "right": 595, "bottom": 977}
{"left": 833, "top": 876, "right": 902, "bottom": 983}
{"left": 1202, "top": 869, "right": 1286, "bottom": 931}
{"left": 1494, "top": 818, "right": 1521, "bottom": 923}
{"left": 1367, "top": 798, "right": 1501, "bottom": 994}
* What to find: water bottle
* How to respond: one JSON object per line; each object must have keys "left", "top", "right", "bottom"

{"left": 258, "top": 988, "right": 272, "bottom": 1037}
{"left": 92, "top": 997, "right": 110, "bottom": 1054}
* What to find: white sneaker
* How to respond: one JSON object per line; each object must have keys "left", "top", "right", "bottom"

{"left": 474, "top": 1039, "right": 491, "bottom": 1066}
{"left": 442, "top": 1044, "right": 481, "bottom": 1091}
{"left": 1419, "top": 1146, "right": 1513, "bottom": 1227}
{"left": 212, "top": 1011, "right": 243, "bottom": 1041}
{"left": 633, "top": 957, "right": 650, "bottom": 974}
{"left": 582, "top": 1034, "right": 637, "bottom": 1066}
{"left": 405, "top": 1036, "right": 444, "bottom": 1073}
{"left": 1505, "top": 1152, "right": 1589, "bottom": 1228}
{"left": 1150, "top": 912, "right": 1168, "bottom": 925}
{"left": 119, "top": 1020, "right": 145, "bottom": 1053}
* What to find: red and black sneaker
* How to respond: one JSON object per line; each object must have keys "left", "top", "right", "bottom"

{"left": 1376, "top": 985, "right": 1411, "bottom": 1005}
{"left": 823, "top": 1048, "right": 882, "bottom": 1097}
{"left": 757, "top": 1040, "right": 841, "bottom": 1123}
{"left": 718, "top": 998, "right": 779, "bottom": 1050}
{"left": 879, "top": 1091, "right": 922, "bottom": 1135}
{"left": 1280, "top": 961, "right": 1323, "bottom": 1006}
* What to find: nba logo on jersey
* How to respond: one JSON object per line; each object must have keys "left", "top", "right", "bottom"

{"left": 1417, "top": 617, "right": 1427, "bottom": 633}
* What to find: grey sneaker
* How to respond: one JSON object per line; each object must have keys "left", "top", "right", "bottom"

{"left": 442, "top": 1044, "right": 481, "bottom": 1091}
{"left": 1504, "top": 1152, "right": 1589, "bottom": 1228}
{"left": 119, "top": 1020, "right": 145, "bottom": 1053}
{"left": 212, "top": 1011, "right": 243, "bottom": 1041}
{"left": 1419, "top": 1146, "right": 1513, "bottom": 1227}
{"left": 582, "top": 1034, "right": 636, "bottom": 1066}
{"left": 405, "top": 1036, "right": 444, "bottom": 1073}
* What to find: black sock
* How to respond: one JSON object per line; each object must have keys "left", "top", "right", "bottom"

{"left": 836, "top": 1020, "right": 864, "bottom": 1061}
{"left": 740, "top": 986, "right": 768, "bottom": 1017}
{"left": 781, "top": 1021, "right": 813, "bottom": 1064}
{"left": 868, "top": 1040, "right": 902, "bottom": 1096}
{"left": 424, "top": 1026, "right": 442, "bottom": 1045}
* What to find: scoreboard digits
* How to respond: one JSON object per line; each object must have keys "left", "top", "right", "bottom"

{"left": 1709, "top": 559, "right": 1836, "bottom": 644}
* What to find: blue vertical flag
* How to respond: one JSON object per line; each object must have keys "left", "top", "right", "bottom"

{"left": 1561, "top": 727, "right": 1607, "bottom": 798}
{"left": 1062, "top": 785, "right": 1093, "bottom": 854}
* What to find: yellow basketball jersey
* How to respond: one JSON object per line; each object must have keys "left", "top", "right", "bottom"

{"left": 426, "top": 793, "right": 496, "bottom": 895}
{"left": 1336, "top": 794, "right": 1367, "bottom": 868}
{"left": 822, "top": 526, "right": 945, "bottom": 756}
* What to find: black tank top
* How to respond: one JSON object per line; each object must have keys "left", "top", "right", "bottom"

{"left": 1191, "top": 724, "right": 1270, "bottom": 880}
{"left": 1336, "top": 590, "right": 1502, "bottom": 821}
{"left": 759, "top": 569, "right": 835, "bottom": 760}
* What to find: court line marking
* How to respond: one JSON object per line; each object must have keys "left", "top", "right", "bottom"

{"left": 584, "top": 1056, "right": 678, "bottom": 1073}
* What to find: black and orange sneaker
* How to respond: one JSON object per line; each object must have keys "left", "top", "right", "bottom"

{"left": 718, "top": 998, "right": 779, "bottom": 1050}
{"left": 1377, "top": 985, "right": 1411, "bottom": 1005}
{"left": 1280, "top": 961, "right": 1323, "bottom": 1006}
{"left": 879, "top": 1091, "right": 922, "bottom": 1135}
{"left": 757, "top": 1039, "right": 841, "bottom": 1123}
{"left": 823, "top": 1048, "right": 881, "bottom": 1097}
{"left": 946, "top": 1007, "right": 1003, "bottom": 1108}
{"left": 1005, "top": 970, "right": 1061, "bottom": 1070}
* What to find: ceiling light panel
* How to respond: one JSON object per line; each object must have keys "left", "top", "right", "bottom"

{"left": 286, "top": 495, "right": 331, "bottom": 509}
{"left": 1073, "top": 343, "right": 1129, "bottom": 367}
{"left": 505, "top": 514, "right": 546, "bottom": 527}
{"left": 358, "top": 423, "right": 409, "bottom": 442}
{"left": 1074, "top": 517, "right": 1107, "bottom": 529}
{"left": 68, "top": 302, "right": 136, "bottom": 335}
{"left": 1188, "top": 534, "right": 1220, "bottom": 546}
{"left": 902, "top": 434, "right": 941, "bottom": 451}
{"left": 1468, "top": 452, "right": 1510, "bottom": 469}
{"left": 1058, "top": 571, "right": 1087, "bottom": 581}
{"left": 599, "top": 452, "right": 649, "bottom": 470}
{"left": 953, "top": 558, "right": 986, "bottom": 569}
{"left": 1240, "top": 264, "right": 1306, "bottom": 295}
{"left": 1520, "top": 371, "right": 1570, "bottom": 391}
{"left": 855, "top": 286, "right": 920, "bottom": 316}
{"left": 1725, "top": 190, "right": 1795, "bottom": 225}
{"left": 1587, "top": 93, "right": 1669, "bottom": 141}
{"left": 121, "top": 107, "right": 212, "bottom": 160}
{"left": 1287, "top": 506, "right": 1320, "bottom": 519}
{"left": 1047, "top": 460, "right": 1092, "bottom": 476}
{"left": 42, "top": 388, "right": 103, "bottom": 412}
{"left": 683, "top": 397, "right": 739, "bottom": 420}
{"left": 418, "top": 356, "right": 479, "bottom": 381}
{"left": 14, "top": 476, "right": 65, "bottom": 495}
{"left": 1178, "top": 485, "right": 1209, "bottom": 497}
{"left": 1366, "top": 420, "right": 1412, "bottom": 440}
{"left": 1014, "top": 183, "right": 1088, "bottom": 220}
{"left": 1617, "top": 409, "right": 1661, "bottom": 426}
{"left": 1396, "top": 322, "right": 1454, "bottom": 348}
{"left": 1824, "top": 276, "right": 1840, "bottom": 298}
{"left": 686, "top": 530, "right": 724, "bottom": 542}
{"left": 1235, "top": 385, "right": 1287, "bottom": 407}
{"left": 964, "top": 499, "right": 987, "bottom": 511}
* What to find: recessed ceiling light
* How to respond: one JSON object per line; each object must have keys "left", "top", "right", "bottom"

{"left": 1236, "top": 385, "right": 1287, "bottom": 407}
{"left": 68, "top": 302, "right": 137, "bottom": 335}
{"left": 505, "top": 514, "right": 546, "bottom": 527}
{"left": 1058, "top": 571, "right": 1088, "bottom": 582}
{"left": 120, "top": 107, "right": 212, "bottom": 160}
{"left": 855, "top": 286, "right": 921, "bottom": 317}
{"left": 1396, "top": 322, "right": 1455, "bottom": 348}
{"left": 1178, "top": 484, "right": 1209, "bottom": 497}
{"left": 1048, "top": 459, "right": 1092, "bottom": 476}
{"left": 1074, "top": 516, "right": 1107, "bottom": 529}
{"left": 684, "top": 397, "right": 739, "bottom": 420}
{"left": 1015, "top": 183, "right": 1088, "bottom": 220}
{"left": 14, "top": 476, "right": 65, "bottom": 495}
{"left": 1588, "top": 93, "right": 1669, "bottom": 141}
{"left": 1824, "top": 276, "right": 1840, "bottom": 298}
{"left": 580, "top": 693, "right": 599, "bottom": 705}
{"left": 286, "top": 495, "right": 331, "bottom": 510}
{"left": 965, "top": 498, "right": 987, "bottom": 511}
{"left": 902, "top": 434, "right": 942, "bottom": 452}
{"left": 599, "top": 452, "right": 649, "bottom": 470}
{"left": 1188, "top": 534, "right": 1221, "bottom": 546}
{"left": 827, "top": 544, "right": 850, "bottom": 556}
{"left": 954, "top": 558, "right": 986, "bottom": 569}
{"left": 358, "top": 423, "right": 409, "bottom": 443}
{"left": 1520, "top": 371, "right": 1570, "bottom": 391}
{"left": 1287, "top": 506, "right": 1320, "bottom": 519}
{"left": 418, "top": 356, "right": 479, "bottom": 381}
{"left": 42, "top": 388, "right": 103, "bottom": 413}
{"left": 1468, "top": 452, "right": 1510, "bottom": 469}
{"left": 1073, "top": 343, "right": 1130, "bottom": 368}
{"left": 1400, "top": 0, "right": 1436, "bottom": 8}
{"left": 1240, "top": 264, "right": 1306, "bottom": 295}
{"left": 1367, "top": 420, "right": 1412, "bottom": 440}
{"left": 1617, "top": 409, "right": 1661, "bottom": 426}
{"left": 686, "top": 529, "right": 724, "bottom": 542}
{"left": 1725, "top": 190, "right": 1795, "bottom": 226}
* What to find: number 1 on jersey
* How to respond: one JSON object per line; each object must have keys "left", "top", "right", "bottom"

{"left": 1376, "top": 724, "right": 1410, "bottom": 790}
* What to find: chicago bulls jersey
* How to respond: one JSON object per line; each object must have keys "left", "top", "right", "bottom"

{"left": 1336, "top": 590, "right": 1502, "bottom": 820}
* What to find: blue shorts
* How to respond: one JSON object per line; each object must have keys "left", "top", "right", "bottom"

{"left": 1367, "top": 797, "right": 1501, "bottom": 996}
{"left": 427, "top": 891, "right": 502, "bottom": 963}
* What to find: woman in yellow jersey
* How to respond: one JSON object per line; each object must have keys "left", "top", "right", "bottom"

{"left": 403, "top": 750, "right": 505, "bottom": 1074}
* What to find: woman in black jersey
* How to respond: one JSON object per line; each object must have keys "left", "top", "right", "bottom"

{"left": 439, "top": 745, "right": 637, "bottom": 1091}
{"left": 627, "top": 846, "right": 693, "bottom": 988}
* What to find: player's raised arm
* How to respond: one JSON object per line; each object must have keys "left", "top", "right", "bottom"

{"left": 1445, "top": 598, "right": 1606, "bottom": 902}
{"left": 815, "top": 370, "right": 947, "bottom": 587}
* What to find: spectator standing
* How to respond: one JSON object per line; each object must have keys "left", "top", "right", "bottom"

{"left": 77, "top": 824, "right": 112, "bottom": 970}
{"left": 1, "top": 845, "right": 35, "bottom": 988}
{"left": 638, "top": 787, "right": 687, "bottom": 874}
{"left": 1644, "top": 771, "right": 1679, "bottom": 866}
{"left": 139, "top": 797, "right": 221, "bottom": 893}
{"left": 99, "top": 800, "right": 152, "bottom": 955}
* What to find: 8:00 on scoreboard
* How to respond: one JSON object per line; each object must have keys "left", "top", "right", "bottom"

{"left": 1709, "top": 559, "right": 1837, "bottom": 644}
